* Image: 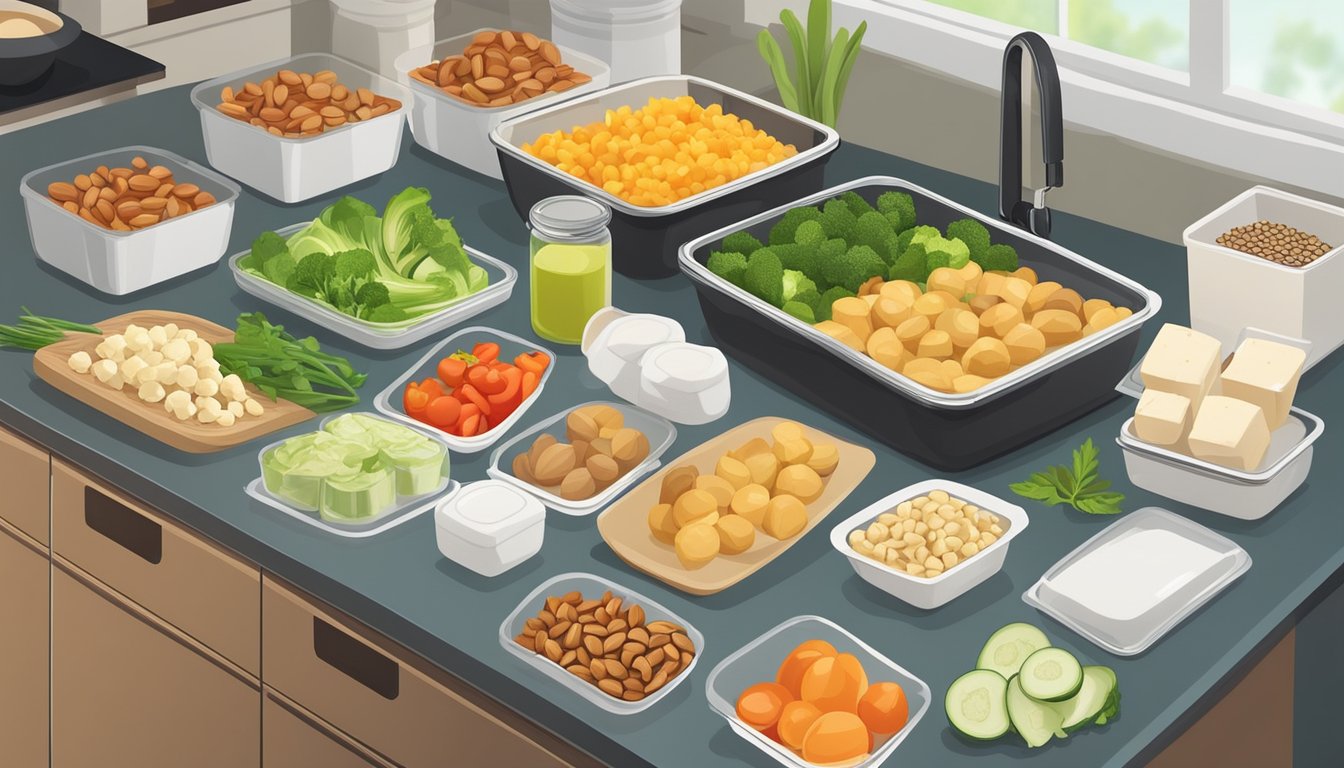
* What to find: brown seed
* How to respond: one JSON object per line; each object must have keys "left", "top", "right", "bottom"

{"left": 647, "top": 621, "right": 680, "bottom": 634}
{"left": 139, "top": 197, "right": 168, "bottom": 213}
{"left": 664, "top": 643, "right": 681, "bottom": 662}
{"left": 48, "top": 181, "right": 79, "bottom": 202}
{"left": 509, "top": 55, "right": 532, "bottom": 72}
{"left": 583, "top": 635, "right": 604, "bottom": 657}
{"left": 671, "top": 633, "right": 695, "bottom": 653}
{"left": 514, "top": 633, "right": 532, "bottom": 649}
{"left": 129, "top": 213, "right": 159, "bottom": 228}
{"left": 128, "top": 174, "right": 160, "bottom": 193}
{"left": 522, "top": 32, "right": 541, "bottom": 50}
{"left": 577, "top": 599, "right": 602, "bottom": 614}
{"left": 533, "top": 632, "right": 547, "bottom": 654}
{"left": 306, "top": 82, "right": 331, "bottom": 100}
{"left": 567, "top": 664, "right": 593, "bottom": 681}
{"left": 628, "top": 626, "right": 649, "bottom": 645}
{"left": 576, "top": 647, "right": 591, "bottom": 667}
{"left": 543, "top": 639, "right": 563, "bottom": 662}
{"left": 563, "top": 623, "right": 583, "bottom": 649}
{"left": 598, "top": 678, "right": 624, "bottom": 698}
{"left": 645, "top": 647, "right": 665, "bottom": 668}
{"left": 602, "top": 632, "right": 627, "bottom": 654}
{"left": 590, "top": 659, "right": 607, "bottom": 680}
{"left": 61, "top": 201, "right": 79, "bottom": 214}
{"left": 540, "top": 41, "right": 561, "bottom": 66}
{"left": 649, "top": 634, "right": 671, "bottom": 648}
{"left": 547, "top": 619, "right": 570, "bottom": 639}
{"left": 622, "top": 690, "right": 646, "bottom": 702}
{"left": 633, "top": 656, "right": 653, "bottom": 682}
{"left": 623, "top": 677, "right": 644, "bottom": 693}
{"left": 583, "top": 624, "right": 609, "bottom": 637}
{"left": 148, "top": 165, "right": 172, "bottom": 180}
{"left": 559, "top": 649, "right": 577, "bottom": 667}
{"left": 607, "top": 619, "right": 628, "bottom": 634}
{"left": 646, "top": 670, "right": 669, "bottom": 694}
{"left": 81, "top": 186, "right": 99, "bottom": 209}
{"left": 603, "top": 659, "right": 628, "bottom": 679}
{"left": 462, "top": 83, "right": 488, "bottom": 103}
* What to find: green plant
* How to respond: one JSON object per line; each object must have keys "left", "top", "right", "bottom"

{"left": 1010, "top": 438, "right": 1126, "bottom": 515}
{"left": 756, "top": 0, "right": 868, "bottom": 128}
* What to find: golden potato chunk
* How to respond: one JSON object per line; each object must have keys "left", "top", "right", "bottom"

{"left": 715, "top": 514, "right": 756, "bottom": 555}
{"left": 694, "top": 475, "right": 736, "bottom": 511}
{"left": 672, "top": 489, "right": 719, "bottom": 527}
{"left": 730, "top": 483, "right": 771, "bottom": 527}
{"left": 674, "top": 523, "right": 720, "bottom": 569}
{"left": 962, "top": 337, "right": 1013, "bottom": 378}
{"left": 659, "top": 465, "right": 698, "bottom": 504}
{"left": 715, "top": 455, "right": 751, "bottom": 490}
{"left": 763, "top": 495, "right": 808, "bottom": 540}
{"left": 775, "top": 464, "right": 824, "bottom": 504}
{"left": 814, "top": 320, "right": 863, "bottom": 352}
{"left": 806, "top": 443, "right": 839, "bottom": 477}
{"left": 743, "top": 452, "right": 780, "bottom": 488}
{"left": 647, "top": 503, "right": 678, "bottom": 544}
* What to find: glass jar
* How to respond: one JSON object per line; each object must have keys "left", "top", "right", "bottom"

{"left": 528, "top": 196, "right": 613, "bottom": 344}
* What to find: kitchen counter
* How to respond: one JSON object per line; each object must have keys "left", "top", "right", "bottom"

{"left": 1, "top": 84, "right": 1339, "bottom": 768}
{"left": 0, "top": 32, "right": 163, "bottom": 129}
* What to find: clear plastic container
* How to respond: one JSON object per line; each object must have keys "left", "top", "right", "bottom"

{"left": 486, "top": 401, "right": 676, "bottom": 515}
{"left": 229, "top": 223, "right": 517, "bottom": 350}
{"left": 19, "top": 145, "right": 240, "bottom": 296}
{"left": 705, "top": 615, "right": 930, "bottom": 768}
{"left": 829, "top": 480, "right": 1030, "bottom": 610}
{"left": 436, "top": 480, "right": 544, "bottom": 576}
{"left": 373, "top": 326, "right": 556, "bottom": 454}
{"left": 190, "top": 53, "right": 411, "bottom": 203}
{"left": 549, "top": 0, "right": 682, "bottom": 83}
{"left": 529, "top": 196, "right": 612, "bottom": 345}
{"left": 1023, "top": 507, "right": 1251, "bottom": 656}
{"left": 498, "top": 572, "right": 703, "bottom": 714}
{"left": 245, "top": 413, "right": 456, "bottom": 538}
{"left": 392, "top": 29, "right": 610, "bottom": 179}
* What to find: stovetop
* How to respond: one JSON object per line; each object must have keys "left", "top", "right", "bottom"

{"left": 0, "top": 32, "right": 164, "bottom": 118}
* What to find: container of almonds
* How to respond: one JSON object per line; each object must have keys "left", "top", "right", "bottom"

{"left": 500, "top": 572, "right": 703, "bottom": 714}
{"left": 190, "top": 53, "right": 411, "bottom": 203}
{"left": 1185, "top": 185, "right": 1344, "bottom": 371}
{"left": 20, "top": 145, "right": 239, "bottom": 295}
{"left": 393, "top": 29, "right": 609, "bottom": 179}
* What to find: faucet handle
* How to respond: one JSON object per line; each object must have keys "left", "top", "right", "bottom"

{"left": 1012, "top": 199, "right": 1053, "bottom": 239}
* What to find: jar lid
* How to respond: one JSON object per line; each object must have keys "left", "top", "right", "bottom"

{"left": 436, "top": 480, "right": 544, "bottom": 548}
{"left": 529, "top": 195, "right": 612, "bottom": 240}
{"left": 640, "top": 342, "right": 728, "bottom": 394}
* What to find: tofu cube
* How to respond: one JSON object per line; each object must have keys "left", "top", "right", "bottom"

{"left": 1218, "top": 338, "right": 1307, "bottom": 430}
{"left": 1133, "top": 389, "right": 1192, "bottom": 446}
{"left": 1139, "top": 324, "right": 1222, "bottom": 409}
{"left": 1188, "top": 396, "right": 1272, "bottom": 471}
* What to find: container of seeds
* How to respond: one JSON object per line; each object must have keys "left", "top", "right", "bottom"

{"left": 1185, "top": 186, "right": 1344, "bottom": 371}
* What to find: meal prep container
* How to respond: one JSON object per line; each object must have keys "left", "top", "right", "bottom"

{"left": 1185, "top": 186, "right": 1344, "bottom": 371}
{"left": 191, "top": 53, "right": 411, "bottom": 203}
{"left": 830, "top": 480, "right": 1029, "bottom": 610}
{"left": 393, "top": 30, "right": 611, "bottom": 179}
{"left": 245, "top": 413, "right": 456, "bottom": 538}
{"left": 490, "top": 75, "right": 840, "bottom": 278}
{"left": 487, "top": 401, "right": 676, "bottom": 515}
{"left": 499, "top": 572, "right": 703, "bottom": 714}
{"left": 680, "top": 176, "right": 1162, "bottom": 470}
{"left": 373, "top": 326, "right": 555, "bottom": 454}
{"left": 20, "top": 145, "right": 240, "bottom": 295}
{"left": 705, "top": 615, "right": 930, "bottom": 768}
{"left": 435, "top": 480, "right": 544, "bottom": 576}
{"left": 230, "top": 223, "right": 517, "bottom": 350}
{"left": 1023, "top": 507, "right": 1251, "bottom": 656}
{"left": 582, "top": 307, "right": 686, "bottom": 403}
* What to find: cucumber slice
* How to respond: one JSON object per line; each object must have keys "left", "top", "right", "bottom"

{"left": 976, "top": 623, "right": 1050, "bottom": 680}
{"left": 1050, "top": 666, "right": 1118, "bottom": 733}
{"left": 1006, "top": 675, "right": 1065, "bottom": 748}
{"left": 1019, "top": 648, "right": 1084, "bottom": 702}
{"left": 945, "top": 670, "right": 1011, "bottom": 741}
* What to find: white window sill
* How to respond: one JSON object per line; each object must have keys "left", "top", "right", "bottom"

{"left": 744, "top": 0, "right": 1344, "bottom": 200}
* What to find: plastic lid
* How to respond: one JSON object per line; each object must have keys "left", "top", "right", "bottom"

{"left": 437, "top": 480, "right": 544, "bottom": 547}
{"left": 550, "top": 0, "right": 683, "bottom": 23}
{"left": 640, "top": 342, "right": 727, "bottom": 394}
{"left": 606, "top": 315, "right": 684, "bottom": 361}
{"left": 529, "top": 196, "right": 612, "bottom": 240}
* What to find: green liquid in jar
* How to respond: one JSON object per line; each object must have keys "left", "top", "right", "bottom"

{"left": 530, "top": 241, "right": 610, "bottom": 344}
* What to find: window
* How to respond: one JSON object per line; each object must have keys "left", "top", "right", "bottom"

{"left": 1229, "top": 0, "right": 1344, "bottom": 114}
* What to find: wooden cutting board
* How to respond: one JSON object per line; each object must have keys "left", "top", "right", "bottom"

{"left": 34, "top": 310, "right": 315, "bottom": 454}
{"left": 597, "top": 417, "right": 876, "bottom": 596}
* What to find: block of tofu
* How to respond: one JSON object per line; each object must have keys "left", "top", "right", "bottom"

{"left": 1218, "top": 338, "right": 1307, "bottom": 430}
{"left": 1139, "top": 324, "right": 1222, "bottom": 409}
{"left": 1187, "top": 396, "right": 1272, "bottom": 471}
{"left": 1133, "top": 389, "right": 1192, "bottom": 447}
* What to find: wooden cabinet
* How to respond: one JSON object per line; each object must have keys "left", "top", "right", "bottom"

{"left": 0, "top": 425, "right": 51, "bottom": 544}
{"left": 0, "top": 518, "right": 49, "bottom": 768}
{"left": 51, "top": 559, "right": 261, "bottom": 768}
{"left": 263, "top": 687, "right": 393, "bottom": 768}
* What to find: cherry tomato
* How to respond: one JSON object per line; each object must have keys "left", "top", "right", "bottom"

{"left": 472, "top": 342, "right": 500, "bottom": 363}
{"left": 514, "top": 351, "right": 551, "bottom": 376}
{"left": 467, "top": 365, "right": 508, "bottom": 395}
{"left": 403, "top": 385, "right": 430, "bottom": 419}
{"left": 455, "top": 383, "right": 491, "bottom": 416}
{"left": 424, "top": 396, "right": 461, "bottom": 429}
{"left": 437, "top": 357, "right": 468, "bottom": 389}
{"left": 520, "top": 370, "right": 540, "bottom": 400}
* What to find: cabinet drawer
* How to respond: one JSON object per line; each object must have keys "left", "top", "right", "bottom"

{"left": 264, "top": 687, "right": 394, "bottom": 768}
{"left": 262, "top": 577, "right": 588, "bottom": 768}
{"left": 52, "top": 558, "right": 261, "bottom": 768}
{"left": 0, "top": 425, "right": 50, "bottom": 544}
{"left": 51, "top": 459, "right": 260, "bottom": 676}
{"left": 0, "top": 518, "right": 49, "bottom": 768}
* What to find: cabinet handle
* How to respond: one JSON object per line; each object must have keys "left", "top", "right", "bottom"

{"left": 83, "top": 486, "right": 162, "bottom": 565}
{"left": 313, "top": 617, "right": 400, "bottom": 700}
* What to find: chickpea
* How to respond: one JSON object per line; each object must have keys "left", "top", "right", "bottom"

{"left": 846, "top": 488, "right": 1010, "bottom": 579}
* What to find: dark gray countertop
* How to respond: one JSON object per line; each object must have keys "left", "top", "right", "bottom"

{"left": 2, "top": 84, "right": 1340, "bottom": 768}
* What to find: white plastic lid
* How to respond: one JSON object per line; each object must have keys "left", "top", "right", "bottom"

{"left": 550, "top": 0, "right": 683, "bottom": 23}
{"left": 640, "top": 342, "right": 727, "bottom": 394}
{"left": 436, "top": 480, "right": 544, "bottom": 548}
{"left": 606, "top": 316, "right": 684, "bottom": 361}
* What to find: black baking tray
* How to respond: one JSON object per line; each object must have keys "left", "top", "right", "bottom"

{"left": 679, "top": 177, "right": 1162, "bottom": 470}
{"left": 490, "top": 76, "right": 840, "bottom": 280}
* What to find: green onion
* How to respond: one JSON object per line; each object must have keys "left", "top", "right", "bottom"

{"left": 0, "top": 309, "right": 102, "bottom": 350}
{"left": 756, "top": 0, "right": 867, "bottom": 128}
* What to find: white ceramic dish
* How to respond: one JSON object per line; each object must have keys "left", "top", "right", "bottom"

{"left": 435, "top": 480, "right": 544, "bottom": 576}
{"left": 704, "top": 615, "right": 930, "bottom": 768}
{"left": 499, "top": 572, "right": 703, "bottom": 714}
{"left": 830, "top": 480, "right": 1029, "bottom": 610}
{"left": 19, "top": 145, "right": 240, "bottom": 295}
{"left": 1024, "top": 507, "right": 1250, "bottom": 656}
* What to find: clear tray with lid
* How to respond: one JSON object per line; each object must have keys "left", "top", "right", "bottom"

{"left": 1023, "top": 507, "right": 1251, "bottom": 656}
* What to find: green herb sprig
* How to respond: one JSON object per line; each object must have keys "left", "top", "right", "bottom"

{"left": 0, "top": 308, "right": 102, "bottom": 350}
{"left": 1010, "top": 438, "right": 1126, "bottom": 515}
{"left": 212, "top": 312, "right": 365, "bottom": 413}
{"left": 757, "top": 0, "right": 867, "bottom": 128}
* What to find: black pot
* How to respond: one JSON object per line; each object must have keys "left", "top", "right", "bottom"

{"left": 0, "top": 8, "right": 82, "bottom": 88}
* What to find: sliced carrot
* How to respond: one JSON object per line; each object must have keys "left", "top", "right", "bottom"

{"left": 474, "top": 414, "right": 491, "bottom": 436}
{"left": 403, "top": 385, "right": 430, "bottom": 419}
{"left": 418, "top": 377, "right": 445, "bottom": 399}
{"left": 467, "top": 365, "right": 508, "bottom": 395}
{"left": 424, "top": 396, "right": 461, "bottom": 429}
{"left": 460, "top": 412, "right": 481, "bottom": 436}
{"left": 487, "top": 367, "right": 522, "bottom": 408}
{"left": 437, "top": 357, "right": 468, "bottom": 389}
{"left": 515, "top": 351, "right": 550, "bottom": 376}
{"left": 455, "top": 403, "right": 481, "bottom": 437}
{"left": 472, "top": 342, "right": 500, "bottom": 363}
{"left": 520, "top": 370, "right": 539, "bottom": 400}
{"left": 456, "top": 383, "right": 491, "bottom": 416}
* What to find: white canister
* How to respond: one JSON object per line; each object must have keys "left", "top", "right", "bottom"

{"left": 582, "top": 308, "right": 686, "bottom": 401}
{"left": 435, "top": 480, "right": 544, "bottom": 576}
{"left": 330, "top": 0, "right": 437, "bottom": 77}
{"left": 549, "top": 0, "right": 682, "bottom": 83}
{"left": 636, "top": 342, "right": 731, "bottom": 425}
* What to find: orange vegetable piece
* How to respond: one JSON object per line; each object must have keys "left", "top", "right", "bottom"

{"left": 403, "top": 385, "right": 430, "bottom": 419}
{"left": 456, "top": 383, "right": 491, "bottom": 416}
{"left": 776, "top": 639, "right": 838, "bottom": 699}
{"left": 515, "top": 351, "right": 550, "bottom": 375}
{"left": 418, "top": 377, "right": 445, "bottom": 399}
{"left": 776, "top": 700, "right": 824, "bottom": 751}
{"left": 468, "top": 365, "right": 508, "bottom": 395}
{"left": 857, "top": 681, "right": 909, "bottom": 735}
{"left": 424, "top": 396, "right": 461, "bottom": 429}
{"left": 438, "top": 357, "right": 468, "bottom": 389}
{"left": 735, "top": 682, "right": 792, "bottom": 733}
{"left": 800, "top": 653, "right": 869, "bottom": 713}
{"left": 520, "top": 370, "right": 540, "bottom": 400}
{"left": 487, "top": 367, "right": 523, "bottom": 411}
{"left": 472, "top": 341, "right": 500, "bottom": 363}
{"left": 801, "top": 711, "right": 870, "bottom": 764}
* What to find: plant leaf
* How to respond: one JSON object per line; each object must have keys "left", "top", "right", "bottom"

{"left": 806, "top": 0, "right": 832, "bottom": 106}
{"left": 831, "top": 20, "right": 866, "bottom": 124}
{"left": 1076, "top": 493, "right": 1126, "bottom": 515}
{"left": 756, "top": 29, "right": 800, "bottom": 112}
{"left": 780, "top": 10, "right": 812, "bottom": 118}
{"left": 1010, "top": 481, "right": 1066, "bottom": 506}
{"left": 1073, "top": 437, "right": 1100, "bottom": 488}
{"left": 818, "top": 27, "right": 850, "bottom": 128}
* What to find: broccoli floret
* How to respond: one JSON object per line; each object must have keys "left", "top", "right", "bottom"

{"left": 793, "top": 219, "right": 826, "bottom": 248}
{"left": 768, "top": 206, "right": 823, "bottom": 245}
{"left": 334, "top": 249, "right": 378, "bottom": 282}
{"left": 244, "top": 231, "right": 289, "bottom": 270}
{"left": 743, "top": 249, "right": 785, "bottom": 306}
{"left": 820, "top": 199, "right": 858, "bottom": 241}
{"left": 839, "top": 190, "right": 874, "bottom": 217}
{"left": 287, "top": 252, "right": 336, "bottom": 299}
{"left": 816, "top": 286, "right": 856, "bottom": 322}
{"left": 365, "top": 303, "right": 409, "bottom": 323}
{"left": 889, "top": 242, "right": 929, "bottom": 284}
{"left": 947, "top": 218, "right": 991, "bottom": 264}
{"left": 925, "top": 249, "right": 951, "bottom": 273}
{"left": 853, "top": 211, "right": 895, "bottom": 258}
{"left": 876, "top": 191, "right": 917, "bottom": 232}
{"left": 782, "top": 301, "right": 816, "bottom": 323}
{"left": 721, "top": 230, "right": 764, "bottom": 255}
{"left": 982, "top": 243, "right": 1020, "bottom": 272}
{"left": 355, "top": 282, "right": 391, "bottom": 315}
{"left": 924, "top": 235, "right": 971, "bottom": 269}
{"left": 822, "top": 245, "right": 887, "bottom": 293}
{"left": 781, "top": 269, "right": 817, "bottom": 302}
{"left": 708, "top": 250, "right": 749, "bottom": 286}
{"left": 793, "top": 287, "right": 822, "bottom": 314}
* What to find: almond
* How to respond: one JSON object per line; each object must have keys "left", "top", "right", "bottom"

{"left": 560, "top": 467, "right": 596, "bottom": 500}
{"left": 532, "top": 443, "right": 577, "bottom": 486}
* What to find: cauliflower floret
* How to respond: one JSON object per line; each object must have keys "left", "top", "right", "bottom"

{"left": 126, "top": 328, "right": 152, "bottom": 354}
{"left": 153, "top": 362, "right": 177, "bottom": 386}
{"left": 68, "top": 351, "right": 92, "bottom": 374}
{"left": 135, "top": 365, "right": 160, "bottom": 386}
{"left": 105, "top": 374, "right": 125, "bottom": 390}
{"left": 162, "top": 323, "right": 179, "bottom": 339}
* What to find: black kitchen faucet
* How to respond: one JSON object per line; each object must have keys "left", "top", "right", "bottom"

{"left": 999, "top": 31, "right": 1063, "bottom": 239}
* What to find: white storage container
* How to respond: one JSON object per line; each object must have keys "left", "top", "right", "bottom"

{"left": 550, "top": 0, "right": 681, "bottom": 83}
{"left": 19, "top": 145, "right": 239, "bottom": 296}
{"left": 393, "top": 30, "right": 611, "bottom": 179}
{"left": 582, "top": 307, "right": 684, "bottom": 396}
{"left": 636, "top": 342, "right": 730, "bottom": 425}
{"left": 829, "top": 480, "right": 1029, "bottom": 610}
{"left": 191, "top": 53, "right": 411, "bottom": 203}
{"left": 1185, "top": 186, "right": 1344, "bottom": 371}
{"left": 435, "top": 480, "right": 544, "bottom": 576}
